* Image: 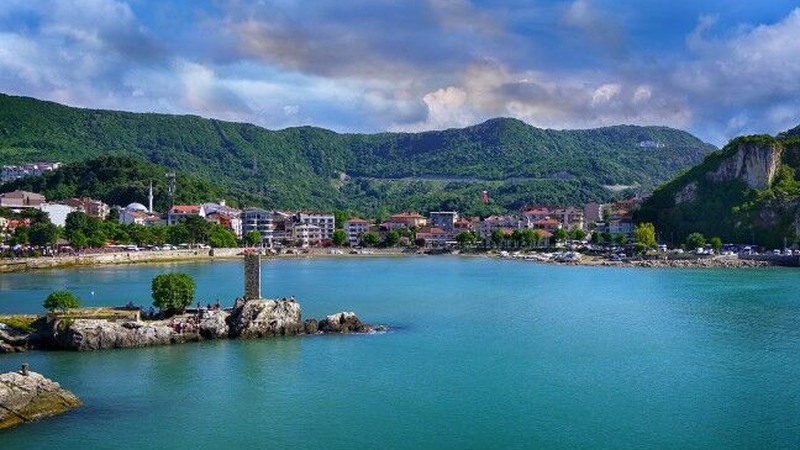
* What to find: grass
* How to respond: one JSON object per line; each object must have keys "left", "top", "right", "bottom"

{"left": 0, "top": 314, "right": 40, "bottom": 332}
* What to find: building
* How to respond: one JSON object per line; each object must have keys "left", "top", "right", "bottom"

{"left": 583, "top": 202, "right": 606, "bottom": 224}
{"left": 416, "top": 226, "right": 455, "bottom": 247}
{"left": 385, "top": 211, "right": 427, "bottom": 230}
{"left": 552, "top": 207, "right": 585, "bottom": 231}
{"left": 204, "top": 202, "right": 242, "bottom": 237}
{"left": 429, "top": 211, "right": 458, "bottom": 232}
{"left": 292, "top": 223, "right": 322, "bottom": 247}
{"left": 40, "top": 203, "right": 77, "bottom": 227}
{"left": 241, "top": 208, "right": 274, "bottom": 246}
{"left": 0, "top": 190, "right": 46, "bottom": 209}
{"left": 1, "top": 162, "right": 62, "bottom": 183}
{"left": 119, "top": 203, "right": 161, "bottom": 226}
{"left": 295, "top": 211, "right": 335, "bottom": 240}
{"left": 66, "top": 197, "right": 110, "bottom": 219}
{"left": 532, "top": 217, "right": 561, "bottom": 233}
{"left": 343, "top": 218, "right": 370, "bottom": 246}
{"left": 167, "top": 205, "right": 206, "bottom": 226}
{"left": 479, "top": 215, "right": 522, "bottom": 238}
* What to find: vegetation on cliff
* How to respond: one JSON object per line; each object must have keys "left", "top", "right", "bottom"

{"left": 0, "top": 93, "right": 715, "bottom": 215}
{"left": 637, "top": 130, "right": 800, "bottom": 247}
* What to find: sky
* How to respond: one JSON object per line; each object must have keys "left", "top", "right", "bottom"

{"left": 1, "top": 0, "right": 799, "bottom": 146}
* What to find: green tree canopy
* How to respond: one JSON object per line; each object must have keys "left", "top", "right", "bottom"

{"left": 710, "top": 236, "right": 723, "bottom": 253}
{"left": 243, "top": 230, "right": 262, "bottom": 247}
{"left": 332, "top": 229, "right": 348, "bottom": 247}
{"left": 43, "top": 290, "right": 80, "bottom": 312}
{"left": 686, "top": 232, "right": 706, "bottom": 250}
{"left": 361, "top": 231, "right": 380, "bottom": 247}
{"left": 633, "top": 222, "right": 657, "bottom": 250}
{"left": 385, "top": 230, "right": 400, "bottom": 247}
{"left": 151, "top": 273, "right": 196, "bottom": 316}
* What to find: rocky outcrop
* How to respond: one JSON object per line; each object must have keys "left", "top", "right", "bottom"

{"left": 227, "top": 299, "right": 305, "bottom": 338}
{"left": 318, "top": 312, "right": 370, "bottom": 333}
{"left": 52, "top": 319, "right": 185, "bottom": 351}
{"left": 199, "top": 311, "right": 230, "bottom": 340}
{"left": 0, "top": 369, "right": 81, "bottom": 430}
{"left": 708, "top": 142, "right": 782, "bottom": 190}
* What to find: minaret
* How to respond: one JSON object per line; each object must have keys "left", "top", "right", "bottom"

{"left": 148, "top": 180, "right": 154, "bottom": 213}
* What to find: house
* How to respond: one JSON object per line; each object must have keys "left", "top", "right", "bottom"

{"left": 66, "top": 197, "right": 109, "bottom": 219}
{"left": 0, "top": 190, "right": 46, "bottom": 208}
{"left": 532, "top": 217, "right": 561, "bottom": 233}
{"left": 167, "top": 205, "right": 206, "bottom": 226}
{"left": 344, "top": 218, "right": 370, "bottom": 246}
{"left": 385, "top": 211, "right": 427, "bottom": 230}
{"left": 241, "top": 208, "right": 274, "bottom": 246}
{"left": 204, "top": 202, "right": 242, "bottom": 237}
{"left": 292, "top": 222, "right": 322, "bottom": 247}
{"left": 295, "top": 211, "right": 335, "bottom": 240}
{"left": 416, "top": 226, "right": 455, "bottom": 247}
{"left": 583, "top": 202, "right": 606, "bottom": 224}
{"left": 1, "top": 162, "right": 62, "bottom": 183}
{"left": 429, "top": 211, "right": 458, "bottom": 232}
{"left": 552, "top": 207, "right": 585, "bottom": 231}
{"left": 479, "top": 215, "right": 522, "bottom": 238}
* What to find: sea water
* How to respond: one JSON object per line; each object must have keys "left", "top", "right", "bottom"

{"left": 1, "top": 257, "right": 799, "bottom": 449}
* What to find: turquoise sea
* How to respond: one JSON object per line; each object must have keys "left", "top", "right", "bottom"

{"left": 1, "top": 257, "right": 799, "bottom": 449}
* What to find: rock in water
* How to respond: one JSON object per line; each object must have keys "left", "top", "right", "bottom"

{"left": 53, "top": 319, "right": 177, "bottom": 351}
{"left": 318, "top": 312, "right": 369, "bottom": 333}
{"left": 0, "top": 370, "right": 81, "bottom": 430}
{"left": 227, "top": 299, "right": 304, "bottom": 338}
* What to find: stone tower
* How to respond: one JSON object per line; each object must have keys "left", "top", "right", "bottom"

{"left": 244, "top": 253, "right": 262, "bottom": 299}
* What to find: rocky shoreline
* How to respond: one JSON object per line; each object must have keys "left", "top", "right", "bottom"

{"left": 0, "top": 298, "right": 377, "bottom": 353}
{"left": 0, "top": 369, "right": 82, "bottom": 430}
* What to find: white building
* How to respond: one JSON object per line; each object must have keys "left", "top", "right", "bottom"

{"left": 295, "top": 211, "right": 335, "bottom": 240}
{"left": 429, "top": 211, "right": 458, "bottom": 232}
{"left": 343, "top": 218, "right": 370, "bottom": 246}
{"left": 241, "top": 208, "right": 274, "bottom": 246}
{"left": 292, "top": 223, "right": 322, "bottom": 248}
{"left": 40, "top": 203, "right": 77, "bottom": 227}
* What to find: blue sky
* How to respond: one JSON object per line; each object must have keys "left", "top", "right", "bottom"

{"left": 1, "top": 0, "right": 799, "bottom": 145}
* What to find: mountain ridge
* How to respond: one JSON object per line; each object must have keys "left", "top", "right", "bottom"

{"left": 0, "top": 93, "right": 716, "bottom": 215}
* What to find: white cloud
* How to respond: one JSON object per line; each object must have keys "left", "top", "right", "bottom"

{"left": 591, "top": 83, "right": 621, "bottom": 106}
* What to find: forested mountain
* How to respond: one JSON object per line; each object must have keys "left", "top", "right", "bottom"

{"left": 636, "top": 129, "right": 800, "bottom": 248}
{"left": 0, "top": 93, "right": 716, "bottom": 216}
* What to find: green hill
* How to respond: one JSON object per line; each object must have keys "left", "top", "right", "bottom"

{"left": 0, "top": 93, "right": 716, "bottom": 216}
{"left": 636, "top": 130, "right": 800, "bottom": 248}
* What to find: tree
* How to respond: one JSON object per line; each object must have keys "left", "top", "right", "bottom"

{"left": 333, "top": 210, "right": 350, "bottom": 229}
{"left": 455, "top": 231, "right": 476, "bottom": 248}
{"left": 686, "top": 232, "right": 706, "bottom": 250}
{"left": 569, "top": 227, "right": 587, "bottom": 241}
{"left": 69, "top": 230, "right": 88, "bottom": 249}
{"left": 633, "top": 222, "right": 657, "bottom": 252}
{"left": 208, "top": 224, "right": 237, "bottom": 248}
{"left": 361, "top": 231, "right": 380, "bottom": 247}
{"left": 44, "top": 290, "right": 80, "bottom": 312}
{"left": 385, "top": 230, "right": 400, "bottom": 247}
{"left": 532, "top": 230, "right": 544, "bottom": 248}
{"left": 167, "top": 223, "right": 190, "bottom": 245}
{"left": 151, "top": 273, "right": 195, "bottom": 315}
{"left": 29, "top": 222, "right": 59, "bottom": 247}
{"left": 182, "top": 215, "right": 210, "bottom": 246}
{"left": 332, "top": 229, "right": 348, "bottom": 247}
{"left": 710, "top": 236, "right": 723, "bottom": 254}
{"left": 244, "top": 230, "right": 262, "bottom": 247}
{"left": 491, "top": 229, "right": 505, "bottom": 249}
{"left": 553, "top": 227, "right": 568, "bottom": 244}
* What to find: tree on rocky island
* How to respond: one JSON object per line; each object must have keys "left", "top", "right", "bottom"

{"left": 710, "top": 236, "right": 723, "bottom": 254}
{"left": 151, "top": 273, "right": 196, "bottom": 316}
{"left": 44, "top": 290, "right": 81, "bottom": 312}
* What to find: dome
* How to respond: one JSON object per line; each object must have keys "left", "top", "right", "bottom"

{"left": 125, "top": 202, "right": 148, "bottom": 212}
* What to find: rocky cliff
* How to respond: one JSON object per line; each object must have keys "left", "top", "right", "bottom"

{"left": 707, "top": 141, "right": 782, "bottom": 190}
{"left": 637, "top": 130, "right": 800, "bottom": 247}
{"left": 0, "top": 369, "right": 81, "bottom": 430}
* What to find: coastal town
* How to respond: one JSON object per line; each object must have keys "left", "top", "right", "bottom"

{"left": 1, "top": 162, "right": 796, "bottom": 269}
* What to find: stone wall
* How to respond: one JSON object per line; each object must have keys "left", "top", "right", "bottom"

{"left": 244, "top": 253, "right": 261, "bottom": 299}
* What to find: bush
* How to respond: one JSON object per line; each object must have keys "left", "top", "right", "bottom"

{"left": 43, "top": 291, "right": 81, "bottom": 312}
{"left": 152, "top": 273, "right": 196, "bottom": 316}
